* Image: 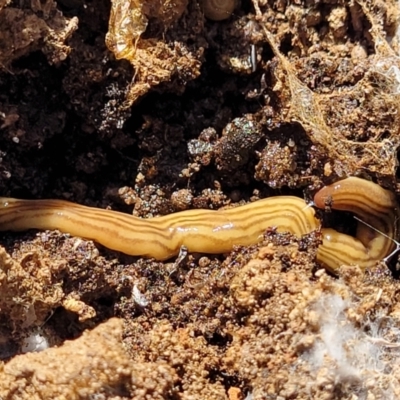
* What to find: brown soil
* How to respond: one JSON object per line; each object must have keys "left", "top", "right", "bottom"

{"left": 1, "top": 0, "right": 400, "bottom": 399}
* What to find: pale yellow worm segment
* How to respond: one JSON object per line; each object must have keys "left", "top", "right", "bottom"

{"left": 0, "top": 196, "right": 318, "bottom": 260}
{"left": 0, "top": 177, "right": 397, "bottom": 272}
{"left": 314, "top": 177, "right": 400, "bottom": 271}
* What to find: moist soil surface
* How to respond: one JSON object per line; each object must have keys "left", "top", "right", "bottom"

{"left": 1, "top": 1, "right": 400, "bottom": 399}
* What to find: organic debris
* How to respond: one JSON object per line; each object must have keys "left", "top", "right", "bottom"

{"left": 106, "top": 0, "right": 202, "bottom": 107}
{"left": 262, "top": 0, "right": 400, "bottom": 178}
{"left": 0, "top": 0, "right": 77, "bottom": 66}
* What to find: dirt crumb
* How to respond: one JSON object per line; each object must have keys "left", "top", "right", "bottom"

{"left": 0, "top": 318, "right": 177, "bottom": 399}
{"left": 0, "top": 0, "right": 78, "bottom": 66}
